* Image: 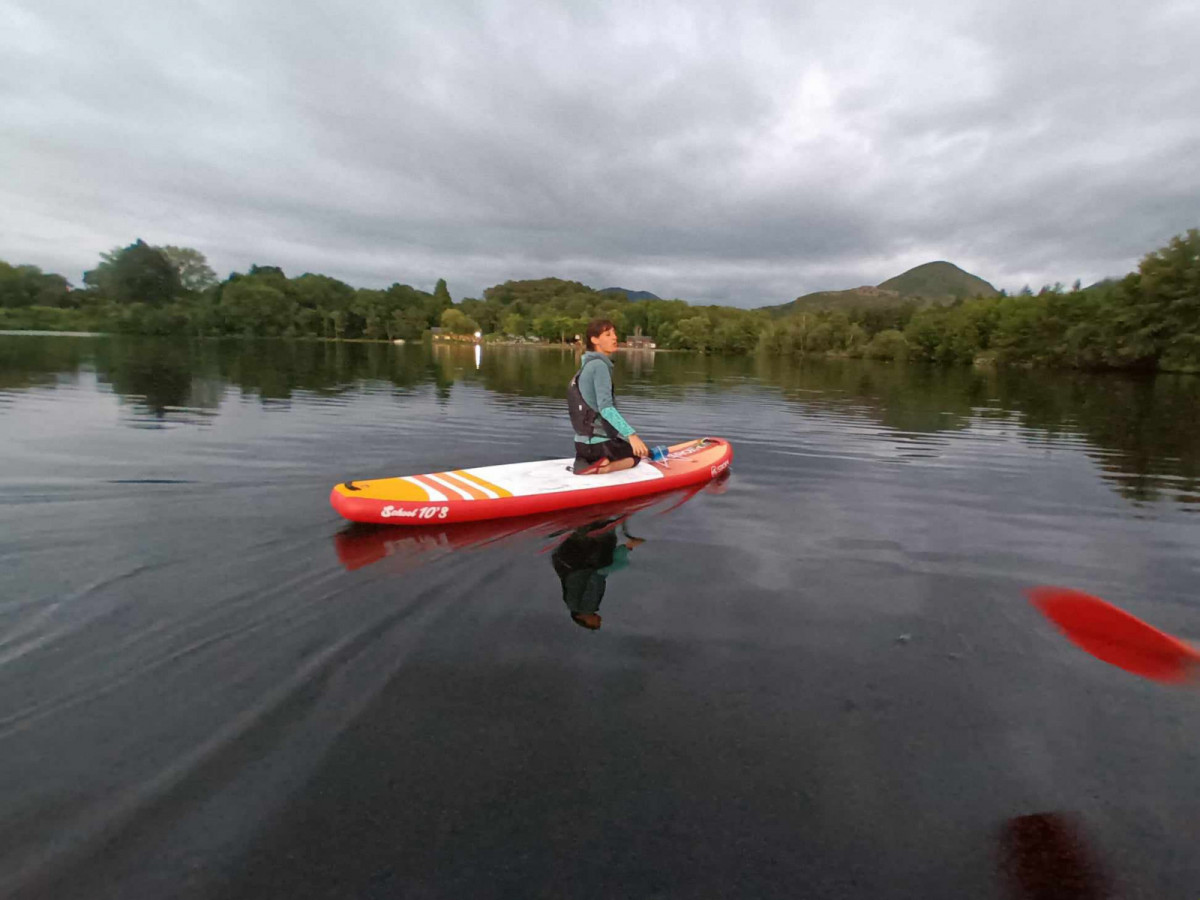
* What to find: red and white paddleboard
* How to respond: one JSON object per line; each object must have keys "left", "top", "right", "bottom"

{"left": 330, "top": 437, "right": 733, "bottom": 526}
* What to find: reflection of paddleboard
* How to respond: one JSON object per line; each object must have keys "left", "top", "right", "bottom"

{"left": 330, "top": 437, "right": 733, "bottom": 526}
{"left": 334, "top": 480, "right": 717, "bottom": 572}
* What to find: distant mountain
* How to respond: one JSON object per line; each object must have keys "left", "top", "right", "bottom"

{"left": 762, "top": 261, "right": 998, "bottom": 317}
{"left": 599, "top": 287, "right": 661, "bottom": 302}
{"left": 878, "top": 261, "right": 998, "bottom": 301}
{"left": 765, "top": 285, "right": 904, "bottom": 317}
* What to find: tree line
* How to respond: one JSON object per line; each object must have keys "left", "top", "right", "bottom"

{"left": 0, "top": 240, "right": 768, "bottom": 350}
{"left": 1, "top": 229, "right": 1197, "bottom": 371}
{"left": 0, "top": 239, "right": 456, "bottom": 341}
{"left": 759, "top": 229, "right": 1200, "bottom": 373}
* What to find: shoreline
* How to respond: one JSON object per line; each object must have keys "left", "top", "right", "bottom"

{"left": 0, "top": 330, "right": 669, "bottom": 352}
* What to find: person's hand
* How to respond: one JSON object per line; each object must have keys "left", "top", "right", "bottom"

{"left": 629, "top": 434, "right": 650, "bottom": 458}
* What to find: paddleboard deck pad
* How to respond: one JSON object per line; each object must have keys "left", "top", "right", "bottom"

{"left": 330, "top": 437, "right": 732, "bottom": 526}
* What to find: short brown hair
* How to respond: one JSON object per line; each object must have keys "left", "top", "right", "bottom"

{"left": 585, "top": 318, "right": 616, "bottom": 351}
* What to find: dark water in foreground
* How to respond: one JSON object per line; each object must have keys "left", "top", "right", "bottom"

{"left": 3, "top": 334, "right": 1200, "bottom": 899}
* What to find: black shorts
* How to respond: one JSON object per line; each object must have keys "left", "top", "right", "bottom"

{"left": 575, "top": 438, "right": 636, "bottom": 465}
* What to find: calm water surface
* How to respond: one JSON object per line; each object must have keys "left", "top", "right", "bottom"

{"left": 3, "top": 334, "right": 1200, "bottom": 899}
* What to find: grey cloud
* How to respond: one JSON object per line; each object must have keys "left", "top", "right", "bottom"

{"left": 2, "top": 0, "right": 1197, "bottom": 306}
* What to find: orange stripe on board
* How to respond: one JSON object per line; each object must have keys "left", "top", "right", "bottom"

{"left": 412, "top": 474, "right": 459, "bottom": 500}
{"left": 434, "top": 471, "right": 490, "bottom": 500}
{"left": 453, "top": 469, "right": 513, "bottom": 498}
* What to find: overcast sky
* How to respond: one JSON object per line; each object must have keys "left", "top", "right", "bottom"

{"left": 2, "top": 0, "right": 1198, "bottom": 307}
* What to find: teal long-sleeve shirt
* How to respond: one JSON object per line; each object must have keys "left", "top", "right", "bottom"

{"left": 575, "top": 351, "right": 636, "bottom": 444}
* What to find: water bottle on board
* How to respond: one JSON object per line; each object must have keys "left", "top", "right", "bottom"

{"left": 650, "top": 445, "right": 670, "bottom": 465}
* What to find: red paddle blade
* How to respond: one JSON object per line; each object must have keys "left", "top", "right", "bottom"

{"left": 1028, "top": 586, "right": 1200, "bottom": 684}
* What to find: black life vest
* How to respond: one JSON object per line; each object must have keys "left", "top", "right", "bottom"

{"left": 567, "top": 357, "right": 622, "bottom": 441}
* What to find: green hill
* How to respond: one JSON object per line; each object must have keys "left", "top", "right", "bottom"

{"left": 878, "top": 261, "right": 998, "bottom": 301}
{"left": 765, "top": 286, "right": 905, "bottom": 317}
{"left": 599, "top": 287, "right": 661, "bottom": 301}
{"left": 762, "top": 261, "right": 998, "bottom": 317}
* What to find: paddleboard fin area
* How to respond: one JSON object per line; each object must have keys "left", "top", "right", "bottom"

{"left": 330, "top": 437, "right": 732, "bottom": 526}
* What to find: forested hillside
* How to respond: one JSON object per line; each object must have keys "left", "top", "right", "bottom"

{"left": 2, "top": 229, "right": 1197, "bottom": 370}
{"left": 763, "top": 261, "right": 999, "bottom": 317}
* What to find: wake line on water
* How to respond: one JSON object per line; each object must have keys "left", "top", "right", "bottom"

{"left": 1, "top": 568, "right": 468, "bottom": 900}
{"left": 0, "top": 546, "right": 346, "bottom": 738}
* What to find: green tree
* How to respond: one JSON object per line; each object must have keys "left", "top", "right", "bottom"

{"left": 158, "top": 246, "right": 217, "bottom": 292}
{"left": 83, "top": 240, "right": 181, "bottom": 306}
{"left": 905, "top": 305, "right": 981, "bottom": 364}
{"left": 353, "top": 289, "right": 397, "bottom": 340}
{"left": 440, "top": 308, "right": 479, "bottom": 334}
{"left": 531, "top": 314, "right": 558, "bottom": 341}
{"left": 219, "top": 280, "right": 294, "bottom": 336}
{"left": 433, "top": 278, "right": 453, "bottom": 312}
{"left": 675, "top": 315, "right": 712, "bottom": 352}
{"left": 459, "top": 297, "right": 504, "bottom": 334}
{"left": 1128, "top": 229, "right": 1200, "bottom": 371}
{"left": 501, "top": 312, "right": 527, "bottom": 336}
{"left": 713, "top": 315, "right": 761, "bottom": 353}
{"left": 390, "top": 307, "right": 428, "bottom": 340}
{"left": 330, "top": 309, "right": 348, "bottom": 339}
{"left": 383, "top": 282, "right": 440, "bottom": 330}
{"left": 844, "top": 322, "right": 868, "bottom": 356}
{"left": 0, "top": 262, "right": 72, "bottom": 308}
{"left": 291, "top": 273, "right": 354, "bottom": 311}
{"left": 864, "top": 329, "right": 908, "bottom": 361}
{"left": 293, "top": 307, "right": 323, "bottom": 336}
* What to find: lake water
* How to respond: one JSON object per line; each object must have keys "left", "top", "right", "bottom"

{"left": 3, "top": 334, "right": 1200, "bottom": 899}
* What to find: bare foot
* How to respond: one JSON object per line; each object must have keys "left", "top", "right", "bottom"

{"left": 597, "top": 458, "right": 637, "bottom": 474}
{"left": 573, "top": 457, "right": 609, "bottom": 475}
{"left": 572, "top": 612, "right": 602, "bottom": 630}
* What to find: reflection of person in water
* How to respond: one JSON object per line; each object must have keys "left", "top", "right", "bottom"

{"left": 551, "top": 517, "right": 644, "bottom": 630}
{"left": 999, "top": 812, "right": 1109, "bottom": 899}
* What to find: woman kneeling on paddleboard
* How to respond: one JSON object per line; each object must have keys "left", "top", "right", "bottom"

{"left": 568, "top": 319, "right": 650, "bottom": 475}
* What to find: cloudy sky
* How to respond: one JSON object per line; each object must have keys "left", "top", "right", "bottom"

{"left": 2, "top": 0, "right": 1198, "bottom": 307}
